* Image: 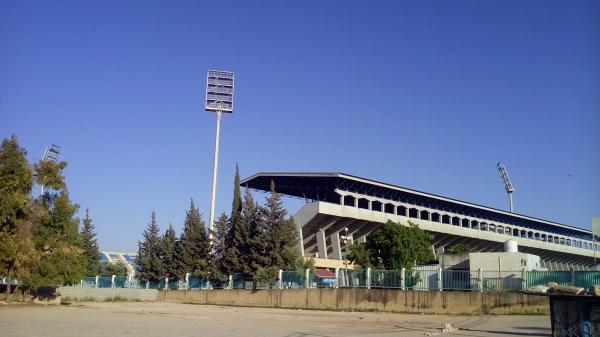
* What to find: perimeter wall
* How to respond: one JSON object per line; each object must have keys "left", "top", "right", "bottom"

{"left": 159, "top": 288, "right": 549, "bottom": 315}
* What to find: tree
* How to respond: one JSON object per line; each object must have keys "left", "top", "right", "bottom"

{"left": 446, "top": 244, "right": 472, "bottom": 255}
{"left": 80, "top": 209, "right": 100, "bottom": 276}
{"left": 99, "top": 261, "right": 128, "bottom": 277}
{"left": 176, "top": 199, "right": 210, "bottom": 279}
{"left": 243, "top": 188, "right": 268, "bottom": 282}
{"left": 0, "top": 136, "right": 35, "bottom": 295}
{"left": 135, "top": 211, "right": 163, "bottom": 282}
{"left": 210, "top": 212, "right": 229, "bottom": 281}
{"left": 223, "top": 166, "right": 248, "bottom": 274}
{"left": 348, "top": 220, "right": 434, "bottom": 270}
{"left": 161, "top": 224, "right": 178, "bottom": 279}
{"left": 260, "top": 181, "right": 302, "bottom": 271}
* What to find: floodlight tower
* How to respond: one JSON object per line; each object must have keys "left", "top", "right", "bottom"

{"left": 205, "top": 70, "right": 235, "bottom": 243}
{"left": 40, "top": 144, "right": 62, "bottom": 196}
{"left": 496, "top": 162, "right": 515, "bottom": 212}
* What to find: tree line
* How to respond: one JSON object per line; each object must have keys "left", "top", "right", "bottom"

{"left": 0, "top": 136, "right": 110, "bottom": 297}
{"left": 135, "top": 166, "right": 307, "bottom": 285}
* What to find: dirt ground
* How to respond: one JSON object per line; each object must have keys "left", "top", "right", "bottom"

{"left": 0, "top": 301, "right": 551, "bottom": 337}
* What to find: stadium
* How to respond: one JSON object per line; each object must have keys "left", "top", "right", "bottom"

{"left": 242, "top": 172, "right": 599, "bottom": 271}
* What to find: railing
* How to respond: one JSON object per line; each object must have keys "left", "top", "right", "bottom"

{"left": 66, "top": 269, "right": 600, "bottom": 292}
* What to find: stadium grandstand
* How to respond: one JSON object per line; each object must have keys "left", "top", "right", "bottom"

{"left": 242, "top": 172, "right": 600, "bottom": 271}
{"left": 100, "top": 251, "right": 138, "bottom": 274}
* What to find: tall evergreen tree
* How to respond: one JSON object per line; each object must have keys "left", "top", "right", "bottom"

{"left": 80, "top": 209, "right": 100, "bottom": 276}
{"left": 223, "top": 166, "right": 246, "bottom": 274}
{"left": 30, "top": 158, "right": 85, "bottom": 287}
{"left": 211, "top": 212, "right": 229, "bottom": 280}
{"left": 0, "top": 136, "right": 38, "bottom": 295}
{"left": 136, "top": 211, "right": 163, "bottom": 282}
{"left": 177, "top": 199, "right": 210, "bottom": 278}
{"left": 161, "top": 224, "right": 178, "bottom": 279}
{"left": 261, "top": 181, "right": 303, "bottom": 271}
{"left": 243, "top": 188, "right": 270, "bottom": 281}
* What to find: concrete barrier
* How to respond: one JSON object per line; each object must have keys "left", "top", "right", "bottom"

{"left": 58, "top": 287, "right": 158, "bottom": 302}
{"left": 159, "top": 288, "right": 549, "bottom": 315}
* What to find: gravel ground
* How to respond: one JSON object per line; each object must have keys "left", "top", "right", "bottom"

{"left": 0, "top": 301, "right": 551, "bottom": 337}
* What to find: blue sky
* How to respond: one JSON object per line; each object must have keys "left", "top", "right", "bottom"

{"left": 1, "top": 1, "right": 599, "bottom": 251}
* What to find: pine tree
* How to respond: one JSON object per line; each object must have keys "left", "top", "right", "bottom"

{"left": 177, "top": 199, "right": 210, "bottom": 278}
{"left": 80, "top": 209, "right": 100, "bottom": 276}
{"left": 161, "top": 224, "right": 178, "bottom": 279}
{"left": 136, "top": 211, "right": 163, "bottom": 282}
{"left": 211, "top": 212, "right": 229, "bottom": 280}
{"left": 261, "top": 181, "right": 303, "bottom": 271}
{"left": 0, "top": 136, "right": 35, "bottom": 295}
{"left": 30, "top": 159, "right": 86, "bottom": 287}
{"left": 243, "top": 188, "right": 271, "bottom": 282}
{"left": 223, "top": 166, "right": 246, "bottom": 274}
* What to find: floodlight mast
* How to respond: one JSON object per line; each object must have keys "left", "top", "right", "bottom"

{"left": 40, "top": 144, "right": 62, "bottom": 196}
{"left": 497, "top": 162, "right": 515, "bottom": 212}
{"left": 205, "top": 70, "right": 235, "bottom": 244}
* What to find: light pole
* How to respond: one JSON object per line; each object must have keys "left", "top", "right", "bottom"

{"left": 205, "top": 70, "right": 235, "bottom": 243}
{"left": 340, "top": 227, "right": 350, "bottom": 287}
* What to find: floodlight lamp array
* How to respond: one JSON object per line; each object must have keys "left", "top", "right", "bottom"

{"left": 205, "top": 70, "right": 234, "bottom": 112}
{"left": 43, "top": 144, "right": 62, "bottom": 162}
{"left": 497, "top": 162, "right": 514, "bottom": 194}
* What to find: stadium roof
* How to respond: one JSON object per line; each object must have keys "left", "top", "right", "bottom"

{"left": 241, "top": 172, "right": 591, "bottom": 237}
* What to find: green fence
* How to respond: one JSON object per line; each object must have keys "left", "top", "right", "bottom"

{"left": 75, "top": 269, "right": 600, "bottom": 292}
{"left": 281, "top": 271, "right": 306, "bottom": 288}
{"left": 370, "top": 270, "right": 402, "bottom": 288}
{"left": 526, "top": 271, "right": 600, "bottom": 289}
{"left": 526, "top": 271, "right": 571, "bottom": 288}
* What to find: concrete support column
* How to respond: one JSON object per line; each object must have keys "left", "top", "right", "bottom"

{"left": 330, "top": 232, "right": 342, "bottom": 260}
{"left": 305, "top": 269, "right": 310, "bottom": 289}
{"left": 366, "top": 268, "right": 371, "bottom": 289}
{"left": 316, "top": 229, "right": 328, "bottom": 259}
{"left": 185, "top": 273, "right": 190, "bottom": 290}
{"left": 354, "top": 197, "right": 358, "bottom": 208}
{"left": 340, "top": 195, "right": 344, "bottom": 206}
{"left": 368, "top": 200, "right": 372, "bottom": 210}
{"left": 297, "top": 224, "right": 305, "bottom": 256}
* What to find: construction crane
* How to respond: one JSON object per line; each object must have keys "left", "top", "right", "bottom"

{"left": 497, "top": 162, "right": 515, "bottom": 212}
{"left": 40, "top": 144, "right": 62, "bottom": 196}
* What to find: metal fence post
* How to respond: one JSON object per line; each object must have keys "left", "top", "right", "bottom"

{"left": 185, "top": 273, "right": 190, "bottom": 290}
{"left": 278, "top": 270, "right": 283, "bottom": 289}
{"left": 522, "top": 268, "right": 528, "bottom": 290}
{"left": 479, "top": 268, "right": 483, "bottom": 292}
{"left": 366, "top": 268, "right": 371, "bottom": 289}
{"left": 145, "top": 280, "right": 149, "bottom": 289}
{"left": 334, "top": 268, "right": 339, "bottom": 289}
{"left": 437, "top": 267, "right": 443, "bottom": 291}
{"left": 401, "top": 268, "right": 405, "bottom": 290}
{"left": 95, "top": 275, "right": 99, "bottom": 288}
{"left": 228, "top": 274, "right": 233, "bottom": 289}
{"left": 164, "top": 277, "right": 168, "bottom": 290}
{"left": 305, "top": 269, "right": 310, "bottom": 289}
{"left": 111, "top": 275, "right": 115, "bottom": 288}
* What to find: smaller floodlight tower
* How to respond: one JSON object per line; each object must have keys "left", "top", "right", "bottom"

{"left": 205, "top": 70, "right": 235, "bottom": 243}
{"left": 40, "top": 144, "right": 62, "bottom": 196}
{"left": 497, "top": 162, "right": 515, "bottom": 212}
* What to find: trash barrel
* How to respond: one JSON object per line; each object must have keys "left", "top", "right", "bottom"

{"left": 549, "top": 294, "right": 600, "bottom": 336}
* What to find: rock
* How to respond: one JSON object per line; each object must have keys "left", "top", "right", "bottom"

{"left": 442, "top": 323, "right": 458, "bottom": 333}
{"left": 548, "top": 285, "right": 584, "bottom": 295}
{"left": 548, "top": 282, "right": 558, "bottom": 289}
{"left": 589, "top": 285, "right": 600, "bottom": 296}
{"left": 528, "top": 285, "right": 549, "bottom": 293}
